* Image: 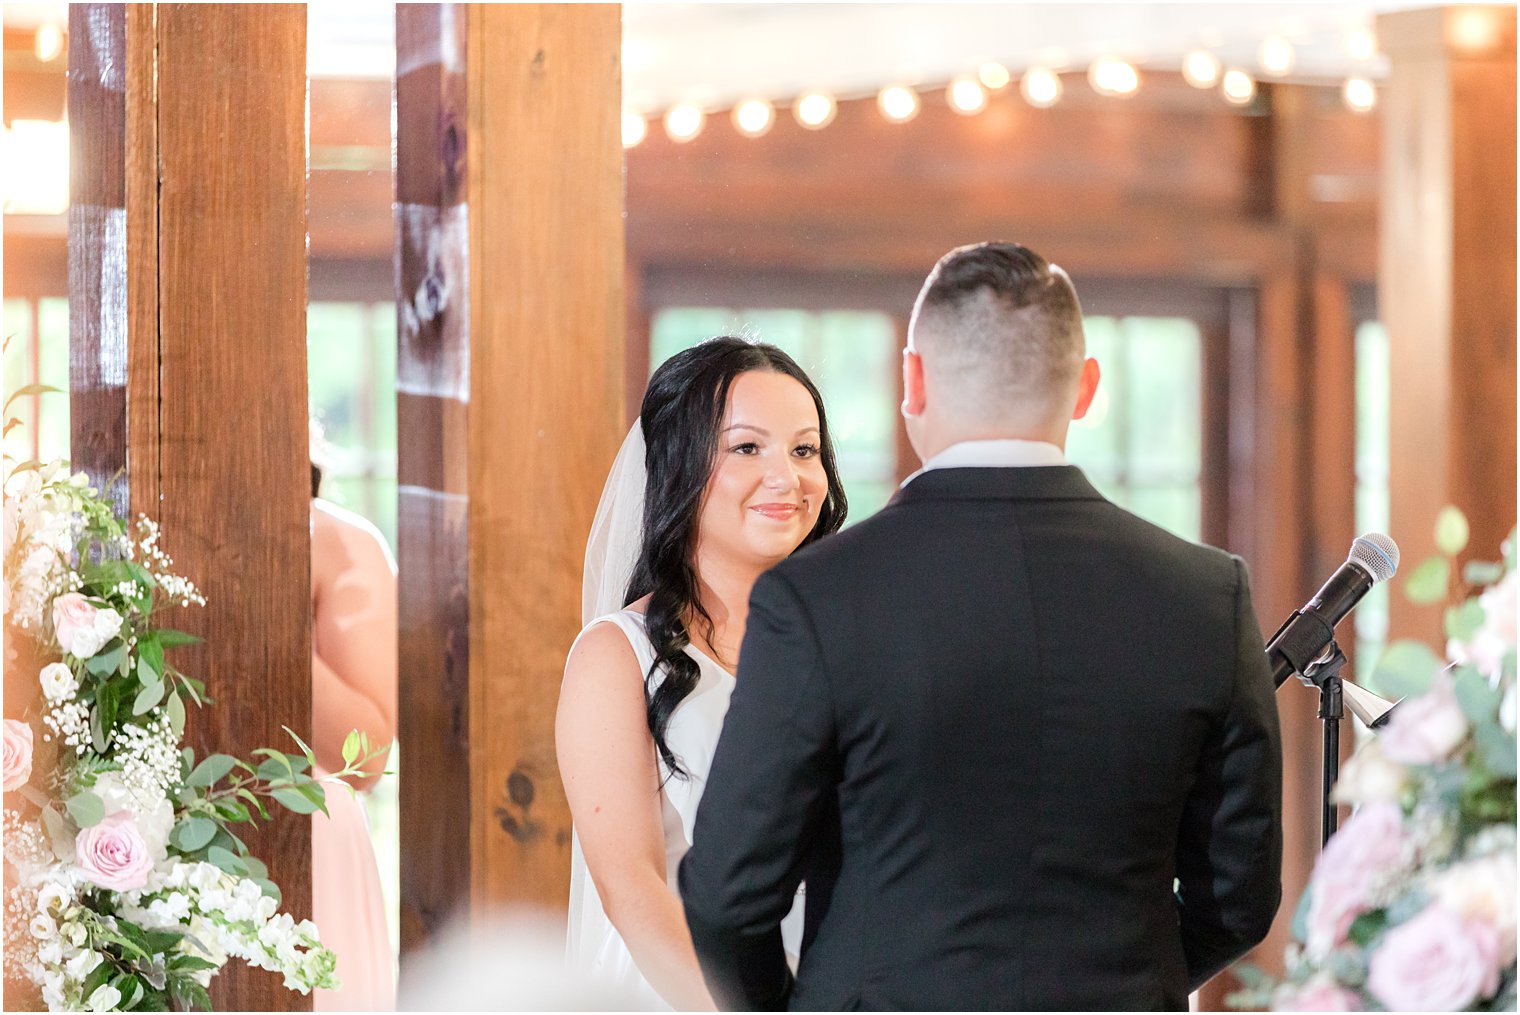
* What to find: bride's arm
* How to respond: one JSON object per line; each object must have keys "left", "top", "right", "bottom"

{"left": 556, "top": 623, "right": 717, "bottom": 1012}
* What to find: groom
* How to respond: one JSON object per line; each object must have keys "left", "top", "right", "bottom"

{"left": 679, "top": 242, "right": 1283, "bottom": 1010}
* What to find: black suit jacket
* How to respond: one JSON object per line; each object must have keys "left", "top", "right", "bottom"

{"left": 679, "top": 466, "right": 1282, "bottom": 1011}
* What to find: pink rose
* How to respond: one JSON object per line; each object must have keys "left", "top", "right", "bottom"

{"left": 74, "top": 811, "right": 155, "bottom": 891}
{"left": 1380, "top": 670, "right": 1469, "bottom": 765}
{"left": 1273, "top": 979, "right": 1361, "bottom": 1011}
{"left": 1367, "top": 904, "right": 1501, "bottom": 1011}
{"left": 3, "top": 719, "right": 33, "bottom": 791}
{"left": 1305, "top": 803, "right": 1406, "bottom": 955}
{"left": 51, "top": 593, "right": 122, "bottom": 660}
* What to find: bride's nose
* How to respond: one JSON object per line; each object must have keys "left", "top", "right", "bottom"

{"left": 761, "top": 455, "right": 800, "bottom": 491}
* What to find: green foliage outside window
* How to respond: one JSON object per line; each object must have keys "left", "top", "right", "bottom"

{"left": 1355, "top": 321, "right": 1392, "bottom": 682}
{"left": 3, "top": 297, "right": 70, "bottom": 465}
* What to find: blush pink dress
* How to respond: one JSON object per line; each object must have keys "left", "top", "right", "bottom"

{"left": 311, "top": 500, "right": 397, "bottom": 1011}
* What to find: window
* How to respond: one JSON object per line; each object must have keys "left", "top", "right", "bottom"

{"left": 1066, "top": 316, "right": 1203, "bottom": 542}
{"left": 651, "top": 308, "right": 901, "bottom": 520}
{"left": 1354, "top": 321, "right": 1391, "bottom": 682}
{"left": 307, "top": 301, "right": 399, "bottom": 547}
{"left": 2, "top": 297, "right": 70, "bottom": 465}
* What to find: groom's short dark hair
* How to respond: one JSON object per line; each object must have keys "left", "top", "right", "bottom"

{"left": 911, "top": 242, "right": 1085, "bottom": 419}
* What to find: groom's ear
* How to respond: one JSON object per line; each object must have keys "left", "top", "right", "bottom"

{"left": 1071, "top": 357, "right": 1101, "bottom": 420}
{"left": 902, "top": 348, "right": 927, "bottom": 417}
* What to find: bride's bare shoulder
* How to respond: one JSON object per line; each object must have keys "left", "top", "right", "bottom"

{"left": 564, "top": 617, "right": 642, "bottom": 687}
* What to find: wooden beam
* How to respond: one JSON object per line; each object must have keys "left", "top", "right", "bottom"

{"left": 1380, "top": 5, "right": 1518, "bottom": 644}
{"left": 395, "top": 2, "right": 624, "bottom": 958}
{"left": 146, "top": 5, "right": 313, "bottom": 1009}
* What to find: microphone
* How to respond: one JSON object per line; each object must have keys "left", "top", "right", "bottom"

{"left": 1268, "top": 533, "right": 1400, "bottom": 689}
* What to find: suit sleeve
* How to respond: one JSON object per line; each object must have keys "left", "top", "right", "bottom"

{"left": 679, "top": 568, "right": 837, "bottom": 1011}
{"left": 1174, "top": 555, "right": 1284, "bottom": 991}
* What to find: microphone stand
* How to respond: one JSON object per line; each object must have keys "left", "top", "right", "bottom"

{"left": 1297, "top": 643, "right": 1348, "bottom": 847}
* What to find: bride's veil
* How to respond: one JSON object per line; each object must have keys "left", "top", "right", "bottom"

{"left": 581, "top": 423, "right": 647, "bottom": 625}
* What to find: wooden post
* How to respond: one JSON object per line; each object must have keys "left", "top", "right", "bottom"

{"left": 1380, "top": 5, "right": 1517, "bottom": 643}
{"left": 67, "top": 5, "right": 313, "bottom": 1010}
{"left": 396, "top": 1, "right": 624, "bottom": 959}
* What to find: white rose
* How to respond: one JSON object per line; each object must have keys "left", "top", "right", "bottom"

{"left": 1434, "top": 854, "right": 1518, "bottom": 957}
{"left": 37, "top": 879, "right": 73, "bottom": 917}
{"left": 86, "top": 983, "right": 121, "bottom": 1012}
{"left": 38, "top": 662, "right": 77, "bottom": 702}
{"left": 92, "top": 606, "right": 123, "bottom": 644}
{"left": 1333, "top": 739, "right": 1409, "bottom": 804}
{"left": 29, "top": 912, "right": 56, "bottom": 939}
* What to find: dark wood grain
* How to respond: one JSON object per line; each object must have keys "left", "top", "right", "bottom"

{"left": 153, "top": 6, "right": 312, "bottom": 1009}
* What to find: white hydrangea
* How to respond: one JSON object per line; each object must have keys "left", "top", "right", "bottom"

{"left": 38, "top": 663, "right": 77, "bottom": 703}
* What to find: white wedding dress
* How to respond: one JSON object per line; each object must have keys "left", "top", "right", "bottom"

{"left": 566, "top": 609, "right": 804, "bottom": 1010}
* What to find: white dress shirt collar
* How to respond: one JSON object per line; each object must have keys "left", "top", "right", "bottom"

{"left": 901, "top": 438, "right": 1068, "bottom": 488}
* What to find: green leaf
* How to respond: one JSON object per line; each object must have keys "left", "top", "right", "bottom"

{"left": 1434, "top": 505, "right": 1470, "bottom": 557}
{"left": 138, "top": 637, "right": 165, "bottom": 678}
{"left": 1452, "top": 667, "right": 1502, "bottom": 726}
{"left": 84, "top": 641, "right": 128, "bottom": 675}
{"left": 1405, "top": 556, "right": 1451, "bottom": 605}
{"left": 1463, "top": 559, "right": 1505, "bottom": 586}
{"left": 212, "top": 799, "right": 250, "bottom": 823}
{"left": 143, "top": 927, "right": 185, "bottom": 954}
{"left": 252, "top": 877, "right": 282, "bottom": 904}
{"left": 65, "top": 791, "right": 105, "bottom": 828}
{"left": 166, "top": 690, "right": 186, "bottom": 738}
{"left": 206, "top": 845, "right": 249, "bottom": 876}
{"left": 171, "top": 815, "right": 217, "bottom": 852}
{"left": 135, "top": 653, "right": 160, "bottom": 688}
{"left": 1478, "top": 722, "right": 1519, "bottom": 778}
{"left": 237, "top": 787, "right": 270, "bottom": 820}
{"left": 171, "top": 976, "right": 212, "bottom": 1012}
{"left": 115, "top": 973, "right": 145, "bottom": 1011}
{"left": 241, "top": 855, "right": 268, "bottom": 880}
{"left": 1348, "top": 908, "right": 1390, "bottom": 947}
{"left": 283, "top": 725, "right": 316, "bottom": 764}
{"left": 186, "top": 754, "right": 238, "bottom": 788}
{"left": 271, "top": 785, "right": 321, "bottom": 814}
{"left": 1370, "top": 640, "right": 1442, "bottom": 699}
{"left": 81, "top": 958, "right": 114, "bottom": 999}
{"left": 342, "top": 729, "right": 361, "bottom": 768}
{"left": 155, "top": 629, "right": 202, "bottom": 648}
{"left": 168, "top": 956, "right": 219, "bottom": 974}
{"left": 1445, "top": 599, "right": 1487, "bottom": 643}
{"left": 132, "top": 678, "right": 167, "bottom": 716}
{"left": 41, "top": 805, "right": 71, "bottom": 850}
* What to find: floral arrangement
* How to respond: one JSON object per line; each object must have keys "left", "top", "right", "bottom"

{"left": 1243, "top": 510, "right": 1517, "bottom": 1012}
{"left": 2, "top": 460, "right": 386, "bottom": 1011}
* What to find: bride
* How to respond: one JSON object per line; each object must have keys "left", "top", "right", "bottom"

{"left": 556, "top": 336, "right": 848, "bottom": 1009}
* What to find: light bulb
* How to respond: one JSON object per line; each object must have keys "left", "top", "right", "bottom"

{"left": 664, "top": 104, "right": 705, "bottom": 143}
{"left": 793, "top": 91, "right": 837, "bottom": 130}
{"left": 1089, "top": 57, "right": 1140, "bottom": 97}
{"left": 878, "top": 85, "right": 920, "bottom": 124}
{"left": 1343, "top": 78, "right": 1376, "bottom": 114}
{"left": 978, "top": 62, "right": 1011, "bottom": 90}
{"left": 1221, "top": 69, "right": 1256, "bottom": 106}
{"left": 732, "top": 99, "right": 775, "bottom": 138}
{"left": 622, "top": 111, "right": 648, "bottom": 149}
{"left": 1020, "top": 67, "right": 1063, "bottom": 108}
{"left": 947, "top": 76, "right": 987, "bottom": 115}
{"left": 1346, "top": 28, "right": 1377, "bottom": 61}
{"left": 1259, "top": 36, "right": 1295, "bottom": 77}
{"left": 35, "top": 24, "right": 63, "bottom": 63}
{"left": 1182, "top": 50, "right": 1220, "bottom": 88}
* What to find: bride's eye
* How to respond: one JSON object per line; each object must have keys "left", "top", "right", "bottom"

{"left": 793, "top": 443, "right": 821, "bottom": 459}
{"left": 730, "top": 442, "right": 760, "bottom": 455}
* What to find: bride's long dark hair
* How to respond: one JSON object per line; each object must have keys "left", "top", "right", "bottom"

{"left": 626, "top": 337, "right": 847, "bottom": 778}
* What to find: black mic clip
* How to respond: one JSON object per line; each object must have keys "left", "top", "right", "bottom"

{"left": 1267, "top": 609, "right": 1337, "bottom": 688}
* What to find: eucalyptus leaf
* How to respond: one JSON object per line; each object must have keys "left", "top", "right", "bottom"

{"left": 1452, "top": 667, "right": 1501, "bottom": 725}
{"left": 1434, "top": 505, "right": 1470, "bottom": 557}
{"left": 1478, "top": 722, "right": 1519, "bottom": 778}
{"left": 171, "top": 816, "right": 217, "bottom": 852}
{"left": 132, "top": 678, "right": 167, "bottom": 716}
{"left": 1405, "top": 557, "right": 1450, "bottom": 605}
{"left": 83, "top": 640, "right": 128, "bottom": 676}
{"left": 65, "top": 791, "right": 105, "bottom": 828}
{"left": 1371, "top": 641, "right": 1441, "bottom": 699}
{"left": 271, "top": 785, "right": 321, "bottom": 814}
{"left": 1464, "top": 559, "right": 1506, "bottom": 586}
{"left": 1445, "top": 599, "right": 1486, "bottom": 644}
{"left": 252, "top": 877, "right": 282, "bottom": 904}
{"left": 138, "top": 636, "right": 166, "bottom": 677}
{"left": 89, "top": 704, "right": 111, "bottom": 754}
{"left": 41, "top": 805, "right": 71, "bottom": 851}
{"left": 166, "top": 690, "right": 186, "bottom": 738}
{"left": 206, "top": 845, "right": 249, "bottom": 876}
{"left": 186, "top": 754, "right": 238, "bottom": 788}
{"left": 135, "top": 653, "right": 161, "bottom": 689}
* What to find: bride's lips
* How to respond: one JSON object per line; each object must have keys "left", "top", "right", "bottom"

{"left": 749, "top": 502, "right": 802, "bottom": 520}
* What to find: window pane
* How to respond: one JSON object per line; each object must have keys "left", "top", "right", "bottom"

{"left": 3, "top": 298, "right": 35, "bottom": 462}
{"left": 308, "top": 301, "right": 369, "bottom": 449}
{"left": 1354, "top": 321, "right": 1391, "bottom": 682}
{"left": 1067, "top": 317, "right": 1121, "bottom": 481}
{"left": 1123, "top": 317, "right": 1201, "bottom": 480}
{"left": 1125, "top": 483, "right": 1202, "bottom": 544}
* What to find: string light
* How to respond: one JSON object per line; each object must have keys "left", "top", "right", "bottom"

{"left": 1343, "top": 77, "right": 1376, "bottom": 114}
{"left": 1088, "top": 57, "right": 1140, "bottom": 98}
{"left": 34, "top": 24, "right": 63, "bottom": 63}
{"left": 978, "top": 62, "right": 1011, "bottom": 91}
{"left": 1020, "top": 67, "right": 1063, "bottom": 108}
{"left": 1346, "top": 28, "right": 1377, "bottom": 61}
{"left": 877, "top": 85, "right": 920, "bottom": 124}
{"left": 1182, "top": 50, "right": 1220, "bottom": 88}
{"left": 663, "top": 104, "right": 705, "bottom": 143}
{"left": 732, "top": 98, "right": 775, "bottom": 138}
{"left": 793, "top": 91, "right": 837, "bottom": 130}
{"left": 621, "top": 111, "right": 648, "bottom": 148}
{"left": 947, "top": 76, "right": 987, "bottom": 115}
{"left": 1221, "top": 68, "right": 1257, "bottom": 106}
{"left": 1259, "top": 36, "right": 1295, "bottom": 76}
